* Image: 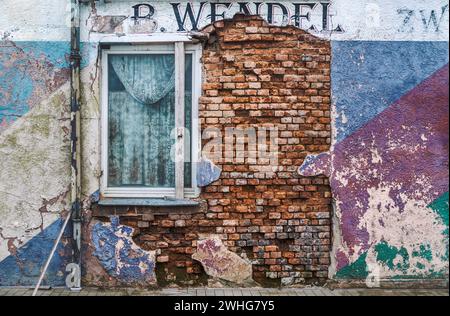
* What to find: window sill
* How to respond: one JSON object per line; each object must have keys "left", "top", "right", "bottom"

{"left": 98, "top": 197, "right": 200, "bottom": 207}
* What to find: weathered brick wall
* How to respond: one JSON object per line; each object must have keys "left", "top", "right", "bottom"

{"left": 197, "top": 15, "right": 332, "bottom": 285}
{"left": 85, "top": 15, "right": 332, "bottom": 287}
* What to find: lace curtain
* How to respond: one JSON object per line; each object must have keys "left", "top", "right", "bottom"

{"left": 107, "top": 54, "right": 192, "bottom": 188}
{"left": 110, "top": 54, "right": 176, "bottom": 105}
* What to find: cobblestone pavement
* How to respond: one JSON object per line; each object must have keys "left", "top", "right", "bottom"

{"left": 0, "top": 287, "right": 448, "bottom": 296}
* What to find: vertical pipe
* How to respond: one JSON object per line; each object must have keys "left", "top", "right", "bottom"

{"left": 70, "top": 0, "right": 82, "bottom": 289}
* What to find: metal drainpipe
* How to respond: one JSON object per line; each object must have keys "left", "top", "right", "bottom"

{"left": 69, "top": 0, "right": 82, "bottom": 290}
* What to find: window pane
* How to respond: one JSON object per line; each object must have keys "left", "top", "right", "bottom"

{"left": 108, "top": 54, "right": 176, "bottom": 188}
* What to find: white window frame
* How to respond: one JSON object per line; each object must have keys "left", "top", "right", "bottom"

{"left": 100, "top": 43, "right": 202, "bottom": 199}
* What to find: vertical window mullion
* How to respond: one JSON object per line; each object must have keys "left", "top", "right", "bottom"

{"left": 175, "top": 42, "right": 185, "bottom": 199}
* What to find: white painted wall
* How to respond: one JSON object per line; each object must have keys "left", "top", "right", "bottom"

{"left": 1, "top": 1, "right": 447, "bottom": 42}
{"left": 0, "top": 0, "right": 70, "bottom": 41}
{"left": 80, "top": 0, "right": 449, "bottom": 42}
{"left": 0, "top": 0, "right": 71, "bottom": 263}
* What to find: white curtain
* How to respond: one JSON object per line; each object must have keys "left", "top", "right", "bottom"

{"left": 110, "top": 54, "right": 176, "bottom": 105}
{"left": 107, "top": 54, "right": 192, "bottom": 188}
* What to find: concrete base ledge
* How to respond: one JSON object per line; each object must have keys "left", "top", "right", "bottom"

{"left": 326, "top": 278, "right": 449, "bottom": 290}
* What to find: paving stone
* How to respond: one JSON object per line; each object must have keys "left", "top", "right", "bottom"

{"left": 232, "top": 289, "right": 243, "bottom": 296}
{"left": 197, "top": 288, "right": 206, "bottom": 296}
{"left": 206, "top": 289, "right": 216, "bottom": 296}
{"left": 214, "top": 289, "right": 225, "bottom": 296}
{"left": 250, "top": 290, "right": 262, "bottom": 296}
{"left": 223, "top": 289, "right": 235, "bottom": 296}
{"left": 241, "top": 289, "right": 253, "bottom": 296}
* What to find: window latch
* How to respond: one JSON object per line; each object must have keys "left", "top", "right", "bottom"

{"left": 177, "top": 127, "right": 184, "bottom": 139}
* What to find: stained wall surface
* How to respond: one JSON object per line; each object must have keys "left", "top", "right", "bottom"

{"left": 0, "top": 0, "right": 72, "bottom": 286}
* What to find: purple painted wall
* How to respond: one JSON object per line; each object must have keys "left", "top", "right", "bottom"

{"left": 301, "top": 41, "right": 449, "bottom": 281}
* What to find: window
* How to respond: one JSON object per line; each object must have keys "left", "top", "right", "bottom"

{"left": 101, "top": 43, "right": 201, "bottom": 199}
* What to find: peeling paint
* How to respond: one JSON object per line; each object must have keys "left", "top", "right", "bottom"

{"left": 0, "top": 82, "right": 71, "bottom": 267}
{"left": 91, "top": 216, "right": 157, "bottom": 286}
{"left": 196, "top": 157, "right": 222, "bottom": 187}
{"left": 0, "top": 41, "right": 70, "bottom": 131}
{"left": 192, "top": 235, "right": 255, "bottom": 286}
{"left": 91, "top": 15, "right": 127, "bottom": 34}
{"left": 300, "top": 50, "right": 449, "bottom": 281}
{"left": 0, "top": 217, "right": 72, "bottom": 286}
